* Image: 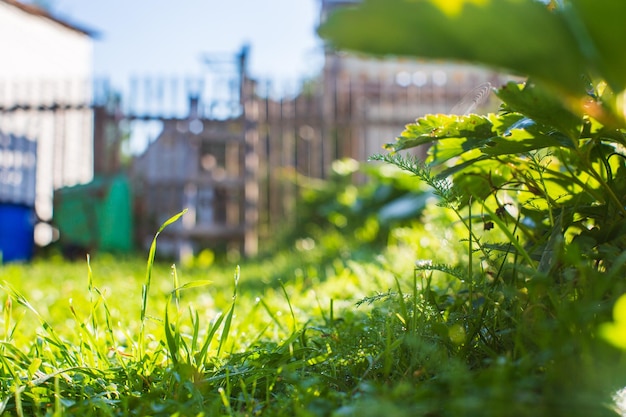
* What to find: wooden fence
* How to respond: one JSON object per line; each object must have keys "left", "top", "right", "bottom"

{"left": 99, "top": 66, "right": 506, "bottom": 258}
{"left": 0, "top": 63, "right": 508, "bottom": 258}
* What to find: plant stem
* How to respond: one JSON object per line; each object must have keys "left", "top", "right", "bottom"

{"left": 468, "top": 197, "right": 474, "bottom": 312}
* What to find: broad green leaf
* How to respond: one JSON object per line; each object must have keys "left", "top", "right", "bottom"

{"left": 567, "top": 0, "right": 626, "bottom": 93}
{"left": 444, "top": 157, "right": 517, "bottom": 201}
{"left": 388, "top": 114, "right": 494, "bottom": 152}
{"left": 428, "top": 140, "right": 484, "bottom": 165}
{"left": 319, "top": 0, "right": 589, "bottom": 97}
{"left": 482, "top": 131, "right": 573, "bottom": 156}
{"left": 436, "top": 155, "right": 491, "bottom": 177}
{"left": 495, "top": 82, "right": 583, "bottom": 140}
{"left": 391, "top": 111, "right": 572, "bottom": 162}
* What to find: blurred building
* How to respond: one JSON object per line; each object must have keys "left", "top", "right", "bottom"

{"left": 130, "top": 97, "right": 251, "bottom": 258}
{"left": 123, "top": 1, "right": 513, "bottom": 259}
{"left": 0, "top": 0, "right": 95, "bottom": 246}
{"left": 318, "top": 0, "right": 509, "bottom": 159}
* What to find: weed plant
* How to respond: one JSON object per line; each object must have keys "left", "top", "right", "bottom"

{"left": 318, "top": 0, "right": 626, "bottom": 414}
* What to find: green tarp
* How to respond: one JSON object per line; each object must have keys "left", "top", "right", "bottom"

{"left": 54, "top": 175, "right": 133, "bottom": 252}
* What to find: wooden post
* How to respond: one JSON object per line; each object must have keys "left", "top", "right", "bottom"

{"left": 92, "top": 100, "right": 121, "bottom": 175}
{"left": 239, "top": 47, "right": 259, "bottom": 257}
{"left": 243, "top": 85, "right": 259, "bottom": 257}
{"left": 92, "top": 105, "right": 107, "bottom": 175}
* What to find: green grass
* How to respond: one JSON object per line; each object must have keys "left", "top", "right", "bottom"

{"left": 1, "top": 209, "right": 625, "bottom": 416}
{"left": 0, "top": 228, "right": 408, "bottom": 416}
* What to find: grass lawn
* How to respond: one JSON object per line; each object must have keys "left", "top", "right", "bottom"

{"left": 1, "top": 212, "right": 625, "bottom": 417}
{"left": 0, "top": 234, "right": 416, "bottom": 416}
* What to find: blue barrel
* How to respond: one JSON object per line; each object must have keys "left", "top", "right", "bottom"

{"left": 0, "top": 204, "right": 34, "bottom": 263}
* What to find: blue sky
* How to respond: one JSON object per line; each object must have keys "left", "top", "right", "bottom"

{"left": 51, "top": 0, "right": 324, "bottom": 88}
{"left": 39, "top": 0, "right": 325, "bottom": 153}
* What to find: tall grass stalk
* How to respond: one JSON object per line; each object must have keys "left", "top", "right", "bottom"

{"left": 468, "top": 196, "right": 474, "bottom": 312}
{"left": 217, "top": 266, "right": 239, "bottom": 356}
{"left": 164, "top": 270, "right": 213, "bottom": 365}
{"left": 138, "top": 209, "right": 187, "bottom": 360}
{"left": 280, "top": 280, "right": 298, "bottom": 333}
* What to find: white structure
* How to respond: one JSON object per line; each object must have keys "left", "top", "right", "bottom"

{"left": 0, "top": 0, "right": 95, "bottom": 243}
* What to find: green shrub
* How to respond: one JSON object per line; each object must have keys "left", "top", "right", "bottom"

{"left": 321, "top": 0, "right": 626, "bottom": 414}
{"left": 289, "top": 158, "right": 431, "bottom": 250}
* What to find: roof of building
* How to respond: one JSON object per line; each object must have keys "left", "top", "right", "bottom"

{"left": 0, "top": 0, "right": 97, "bottom": 37}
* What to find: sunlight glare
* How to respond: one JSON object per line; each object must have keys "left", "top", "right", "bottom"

{"left": 430, "top": 0, "right": 489, "bottom": 17}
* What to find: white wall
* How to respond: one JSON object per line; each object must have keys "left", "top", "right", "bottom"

{"left": 0, "top": 1, "right": 93, "bottom": 231}
{"left": 0, "top": 2, "right": 92, "bottom": 80}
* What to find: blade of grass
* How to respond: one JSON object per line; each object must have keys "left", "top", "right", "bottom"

{"left": 189, "top": 306, "right": 200, "bottom": 364}
{"left": 197, "top": 312, "right": 226, "bottom": 365}
{"left": 257, "top": 298, "right": 286, "bottom": 333}
{"left": 279, "top": 280, "right": 297, "bottom": 333}
{"left": 393, "top": 275, "right": 408, "bottom": 325}
{"left": 3, "top": 294, "right": 12, "bottom": 342}
{"left": 1, "top": 283, "right": 77, "bottom": 367}
{"left": 138, "top": 209, "right": 187, "bottom": 360}
{"left": 86, "top": 254, "right": 98, "bottom": 340}
{"left": 164, "top": 264, "right": 183, "bottom": 365}
{"left": 217, "top": 266, "right": 239, "bottom": 356}
{"left": 171, "top": 264, "right": 180, "bottom": 313}
{"left": 164, "top": 295, "right": 179, "bottom": 365}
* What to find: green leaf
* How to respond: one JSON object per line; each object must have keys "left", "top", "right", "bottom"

{"left": 436, "top": 155, "right": 491, "bottom": 178}
{"left": 390, "top": 111, "right": 575, "bottom": 163}
{"left": 495, "top": 81, "right": 583, "bottom": 140}
{"left": 156, "top": 209, "right": 188, "bottom": 235}
{"left": 429, "top": 139, "right": 484, "bottom": 165}
{"left": 217, "top": 266, "right": 240, "bottom": 356}
{"left": 164, "top": 302, "right": 179, "bottom": 365}
{"left": 388, "top": 114, "right": 494, "bottom": 153}
{"left": 170, "top": 280, "right": 213, "bottom": 294}
{"left": 319, "top": 0, "right": 589, "bottom": 97}
{"left": 482, "top": 131, "right": 573, "bottom": 156}
{"left": 600, "top": 294, "right": 626, "bottom": 350}
{"left": 139, "top": 208, "right": 187, "bottom": 360}
{"left": 566, "top": 0, "right": 626, "bottom": 93}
